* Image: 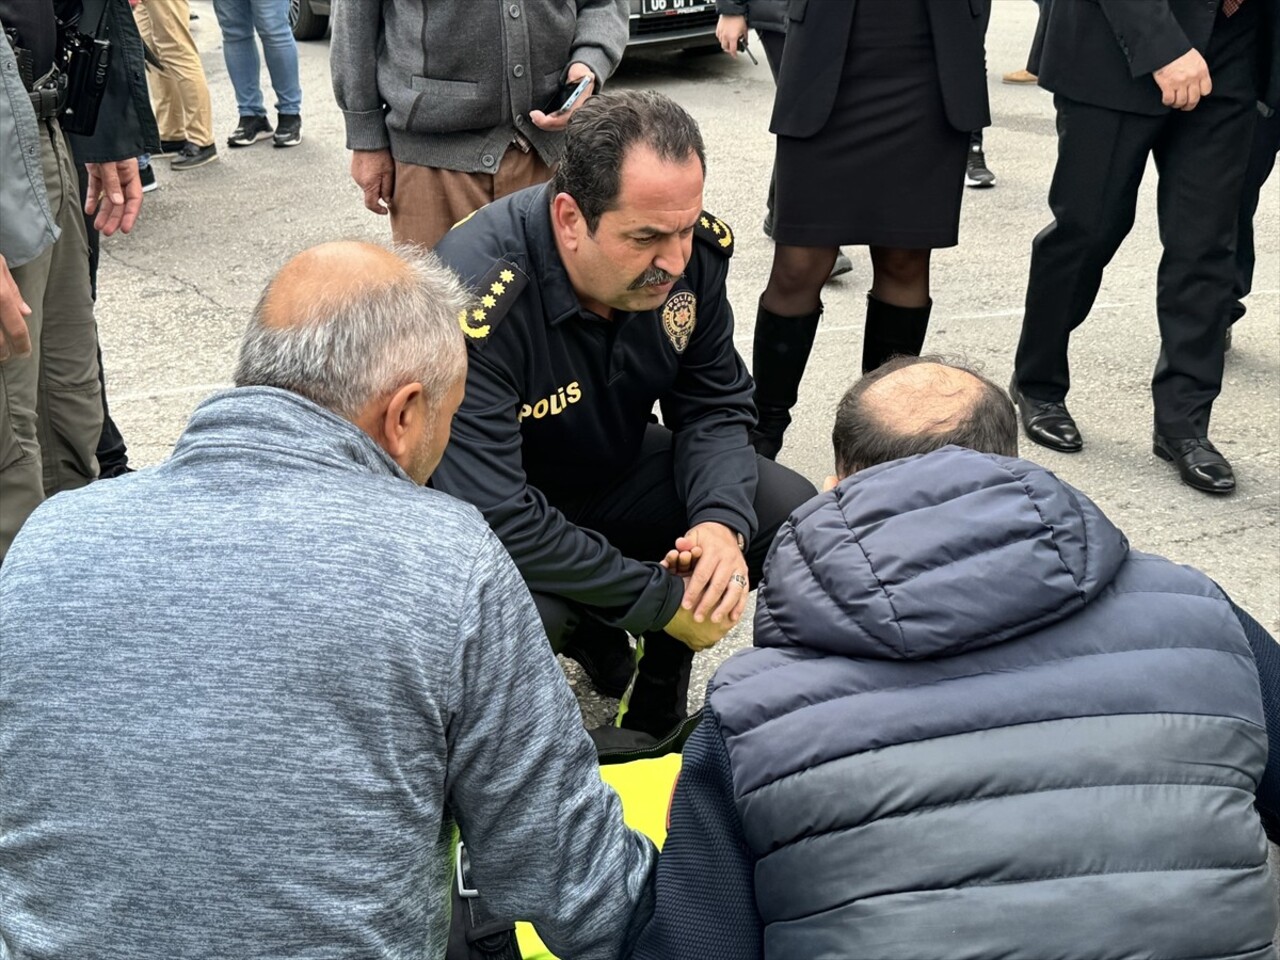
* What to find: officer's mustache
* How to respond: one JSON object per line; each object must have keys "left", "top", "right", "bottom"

{"left": 628, "top": 266, "right": 680, "bottom": 290}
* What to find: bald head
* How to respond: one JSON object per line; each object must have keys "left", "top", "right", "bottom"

{"left": 833, "top": 356, "right": 1018, "bottom": 477}
{"left": 258, "top": 242, "right": 413, "bottom": 331}
{"left": 234, "top": 241, "right": 467, "bottom": 420}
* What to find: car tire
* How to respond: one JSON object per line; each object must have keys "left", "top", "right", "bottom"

{"left": 289, "top": 0, "right": 329, "bottom": 41}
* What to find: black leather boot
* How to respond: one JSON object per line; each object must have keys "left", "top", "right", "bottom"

{"left": 862, "top": 294, "right": 932, "bottom": 373}
{"left": 750, "top": 300, "right": 822, "bottom": 460}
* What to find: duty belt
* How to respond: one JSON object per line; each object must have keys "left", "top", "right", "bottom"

{"left": 27, "top": 67, "right": 66, "bottom": 121}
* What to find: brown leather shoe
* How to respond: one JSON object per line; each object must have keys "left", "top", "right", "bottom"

{"left": 1002, "top": 68, "right": 1038, "bottom": 84}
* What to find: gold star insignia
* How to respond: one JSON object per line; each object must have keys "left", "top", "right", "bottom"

{"left": 699, "top": 216, "right": 710, "bottom": 228}
{"left": 472, "top": 308, "right": 487, "bottom": 321}
{"left": 491, "top": 281, "right": 506, "bottom": 295}
{"left": 711, "top": 221, "right": 723, "bottom": 235}
{"left": 481, "top": 294, "right": 496, "bottom": 308}
{"left": 499, "top": 269, "right": 515, "bottom": 283}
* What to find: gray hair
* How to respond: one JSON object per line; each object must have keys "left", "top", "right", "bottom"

{"left": 233, "top": 244, "right": 468, "bottom": 419}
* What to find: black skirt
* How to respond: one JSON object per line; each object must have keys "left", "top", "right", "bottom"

{"left": 772, "top": 0, "right": 969, "bottom": 250}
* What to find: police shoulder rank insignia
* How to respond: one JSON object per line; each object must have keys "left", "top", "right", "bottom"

{"left": 458, "top": 259, "right": 527, "bottom": 342}
{"left": 662, "top": 290, "right": 698, "bottom": 354}
{"left": 694, "top": 210, "right": 734, "bottom": 257}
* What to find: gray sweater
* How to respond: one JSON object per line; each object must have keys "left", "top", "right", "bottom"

{"left": 331, "top": 0, "right": 630, "bottom": 173}
{"left": 0, "top": 387, "right": 655, "bottom": 960}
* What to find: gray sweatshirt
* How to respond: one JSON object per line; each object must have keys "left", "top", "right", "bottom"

{"left": 0, "top": 387, "right": 655, "bottom": 960}
{"left": 330, "top": 0, "right": 629, "bottom": 173}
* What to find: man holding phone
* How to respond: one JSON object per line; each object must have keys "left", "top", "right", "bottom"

{"left": 331, "top": 0, "right": 629, "bottom": 249}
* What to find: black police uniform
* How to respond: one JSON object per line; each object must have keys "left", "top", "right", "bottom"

{"left": 432, "top": 183, "right": 816, "bottom": 740}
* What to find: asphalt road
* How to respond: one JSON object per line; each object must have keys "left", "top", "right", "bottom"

{"left": 96, "top": 1, "right": 1278, "bottom": 726}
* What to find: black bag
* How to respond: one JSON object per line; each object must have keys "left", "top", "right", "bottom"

{"left": 446, "top": 841, "right": 522, "bottom": 960}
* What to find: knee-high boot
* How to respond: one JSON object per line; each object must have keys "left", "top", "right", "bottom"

{"left": 750, "top": 300, "right": 822, "bottom": 460}
{"left": 862, "top": 293, "right": 932, "bottom": 373}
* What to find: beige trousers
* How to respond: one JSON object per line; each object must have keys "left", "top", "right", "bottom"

{"left": 389, "top": 144, "right": 554, "bottom": 248}
{"left": 0, "top": 123, "right": 102, "bottom": 562}
{"left": 135, "top": 0, "right": 215, "bottom": 148}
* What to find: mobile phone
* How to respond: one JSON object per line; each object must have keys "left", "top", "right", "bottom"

{"left": 543, "top": 74, "right": 593, "bottom": 116}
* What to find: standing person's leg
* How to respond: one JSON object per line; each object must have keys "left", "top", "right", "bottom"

{"left": 389, "top": 164, "right": 492, "bottom": 248}
{"left": 493, "top": 144, "right": 554, "bottom": 202}
{"left": 74, "top": 159, "right": 130, "bottom": 477}
{"left": 1013, "top": 94, "right": 1159, "bottom": 446}
{"left": 752, "top": 244, "right": 839, "bottom": 460}
{"left": 248, "top": 0, "right": 303, "bottom": 145}
{"left": 759, "top": 29, "right": 785, "bottom": 239}
{"left": 1230, "top": 109, "right": 1280, "bottom": 330}
{"left": 38, "top": 129, "right": 102, "bottom": 499}
{"left": 864, "top": 247, "right": 932, "bottom": 373}
{"left": 145, "top": 0, "right": 216, "bottom": 153}
{"left": 1148, "top": 6, "right": 1258, "bottom": 480}
{"left": 212, "top": 0, "right": 269, "bottom": 139}
{"left": 133, "top": 2, "right": 181, "bottom": 149}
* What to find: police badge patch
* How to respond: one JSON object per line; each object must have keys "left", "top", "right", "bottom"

{"left": 662, "top": 290, "right": 697, "bottom": 354}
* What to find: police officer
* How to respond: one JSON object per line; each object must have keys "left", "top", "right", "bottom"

{"left": 0, "top": 0, "right": 158, "bottom": 562}
{"left": 432, "top": 90, "right": 816, "bottom": 752}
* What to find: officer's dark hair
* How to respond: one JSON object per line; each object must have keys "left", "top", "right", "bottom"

{"left": 553, "top": 90, "right": 706, "bottom": 232}
{"left": 833, "top": 355, "right": 1018, "bottom": 476}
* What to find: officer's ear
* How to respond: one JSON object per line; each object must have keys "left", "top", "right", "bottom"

{"left": 550, "top": 192, "right": 589, "bottom": 251}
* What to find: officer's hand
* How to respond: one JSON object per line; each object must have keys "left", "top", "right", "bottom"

{"left": 530, "top": 62, "right": 595, "bottom": 132}
{"left": 716, "top": 15, "right": 749, "bottom": 58}
{"left": 351, "top": 149, "right": 395, "bottom": 215}
{"left": 1154, "top": 48, "right": 1212, "bottom": 111}
{"left": 678, "top": 522, "right": 749, "bottom": 627}
{"left": 0, "top": 254, "right": 33, "bottom": 363}
{"left": 663, "top": 602, "right": 730, "bottom": 653}
{"left": 86, "top": 159, "right": 143, "bottom": 236}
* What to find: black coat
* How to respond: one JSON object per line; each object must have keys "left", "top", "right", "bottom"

{"left": 769, "top": 0, "right": 990, "bottom": 138}
{"left": 1031, "top": 0, "right": 1280, "bottom": 116}
{"left": 715, "top": 0, "right": 787, "bottom": 36}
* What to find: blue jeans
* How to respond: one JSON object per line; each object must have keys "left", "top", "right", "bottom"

{"left": 211, "top": 0, "right": 302, "bottom": 117}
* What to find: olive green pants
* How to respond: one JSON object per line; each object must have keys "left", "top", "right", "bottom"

{"left": 0, "top": 121, "right": 102, "bottom": 562}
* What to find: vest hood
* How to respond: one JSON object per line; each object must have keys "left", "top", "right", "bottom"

{"left": 755, "top": 447, "right": 1129, "bottom": 660}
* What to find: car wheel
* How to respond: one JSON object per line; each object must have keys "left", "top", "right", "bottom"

{"left": 289, "top": 0, "right": 329, "bottom": 41}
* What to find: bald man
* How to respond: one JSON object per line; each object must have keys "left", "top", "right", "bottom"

{"left": 634, "top": 355, "right": 1280, "bottom": 960}
{"left": 0, "top": 241, "right": 656, "bottom": 960}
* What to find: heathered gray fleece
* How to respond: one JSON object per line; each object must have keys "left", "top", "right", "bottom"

{"left": 330, "top": 0, "right": 629, "bottom": 173}
{"left": 0, "top": 387, "right": 655, "bottom": 960}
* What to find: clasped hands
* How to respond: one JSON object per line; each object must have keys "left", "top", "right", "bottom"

{"left": 659, "top": 521, "right": 749, "bottom": 652}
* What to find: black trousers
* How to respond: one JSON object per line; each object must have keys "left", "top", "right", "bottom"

{"left": 75, "top": 160, "right": 130, "bottom": 475}
{"left": 532, "top": 424, "right": 816, "bottom": 726}
{"left": 1015, "top": 4, "right": 1260, "bottom": 438}
{"left": 1231, "top": 107, "right": 1280, "bottom": 324}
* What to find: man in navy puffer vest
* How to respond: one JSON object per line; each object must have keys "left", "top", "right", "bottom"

{"left": 632, "top": 357, "right": 1280, "bottom": 960}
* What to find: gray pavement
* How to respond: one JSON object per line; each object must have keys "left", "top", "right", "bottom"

{"left": 98, "top": 2, "right": 1278, "bottom": 725}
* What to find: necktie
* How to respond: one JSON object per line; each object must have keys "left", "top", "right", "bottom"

{"left": 1222, "top": 0, "right": 1246, "bottom": 16}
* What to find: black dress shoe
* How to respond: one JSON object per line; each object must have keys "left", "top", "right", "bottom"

{"left": 1009, "top": 378, "right": 1083, "bottom": 453}
{"left": 562, "top": 622, "right": 635, "bottom": 699}
{"left": 1153, "top": 434, "right": 1235, "bottom": 494}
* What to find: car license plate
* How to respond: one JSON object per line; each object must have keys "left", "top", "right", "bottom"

{"left": 640, "top": 0, "right": 712, "bottom": 16}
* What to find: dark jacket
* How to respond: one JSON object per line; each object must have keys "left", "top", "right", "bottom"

{"left": 716, "top": 0, "right": 786, "bottom": 36}
{"left": 66, "top": 0, "right": 159, "bottom": 162}
{"left": 633, "top": 447, "right": 1279, "bottom": 960}
{"left": 431, "top": 185, "right": 757, "bottom": 637}
{"left": 770, "top": 0, "right": 990, "bottom": 137}
{"left": 1032, "top": 0, "right": 1280, "bottom": 116}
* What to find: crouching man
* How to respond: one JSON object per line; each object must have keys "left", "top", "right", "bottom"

{"left": 0, "top": 242, "right": 654, "bottom": 960}
{"left": 634, "top": 357, "right": 1280, "bottom": 960}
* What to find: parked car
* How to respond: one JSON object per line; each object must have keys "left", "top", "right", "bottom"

{"left": 289, "top": 0, "right": 330, "bottom": 41}
{"left": 291, "top": 0, "right": 718, "bottom": 50}
{"left": 626, "top": 0, "right": 719, "bottom": 50}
